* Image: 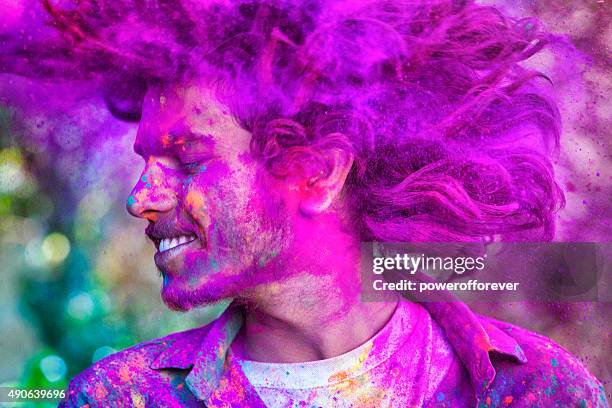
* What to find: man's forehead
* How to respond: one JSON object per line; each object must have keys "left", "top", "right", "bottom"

{"left": 139, "top": 81, "right": 210, "bottom": 128}
{"left": 133, "top": 80, "right": 249, "bottom": 157}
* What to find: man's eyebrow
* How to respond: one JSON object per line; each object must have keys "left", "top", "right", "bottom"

{"left": 169, "top": 131, "right": 200, "bottom": 145}
{"left": 167, "top": 130, "right": 215, "bottom": 151}
{"left": 131, "top": 127, "right": 216, "bottom": 158}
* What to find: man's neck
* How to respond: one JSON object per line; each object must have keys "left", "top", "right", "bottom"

{"left": 234, "top": 295, "right": 398, "bottom": 363}
{"left": 232, "top": 223, "right": 399, "bottom": 363}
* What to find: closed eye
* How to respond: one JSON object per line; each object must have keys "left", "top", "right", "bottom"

{"left": 180, "top": 159, "right": 213, "bottom": 175}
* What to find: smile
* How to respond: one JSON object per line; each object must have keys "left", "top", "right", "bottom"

{"left": 159, "top": 235, "right": 197, "bottom": 252}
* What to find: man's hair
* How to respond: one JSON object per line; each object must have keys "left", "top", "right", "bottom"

{"left": 3, "top": 0, "right": 564, "bottom": 241}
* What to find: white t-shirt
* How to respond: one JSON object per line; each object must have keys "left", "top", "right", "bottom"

{"left": 236, "top": 301, "right": 462, "bottom": 407}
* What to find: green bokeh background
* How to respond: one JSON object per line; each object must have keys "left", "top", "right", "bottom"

{"left": 0, "top": 104, "right": 225, "bottom": 407}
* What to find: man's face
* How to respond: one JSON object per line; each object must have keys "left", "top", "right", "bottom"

{"left": 127, "top": 79, "right": 290, "bottom": 310}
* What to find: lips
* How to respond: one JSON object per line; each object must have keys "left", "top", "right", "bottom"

{"left": 154, "top": 235, "right": 203, "bottom": 275}
{"left": 145, "top": 219, "right": 206, "bottom": 275}
{"left": 159, "top": 235, "right": 197, "bottom": 252}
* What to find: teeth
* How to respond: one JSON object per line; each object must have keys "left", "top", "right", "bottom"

{"left": 159, "top": 235, "right": 196, "bottom": 252}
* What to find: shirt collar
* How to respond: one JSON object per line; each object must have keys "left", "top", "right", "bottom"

{"left": 150, "top": 305, "right": 266, "bottom": 407}
{"left": 150, "top": 299, "right": 527, "bottom": 404}
{"left": 403, "top": 271, "right": 528, "bottom": 398}
{"left": 420, "top": 300, "right": 528, "bottom": 398}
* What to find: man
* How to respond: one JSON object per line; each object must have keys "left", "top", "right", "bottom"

{"left": 6, "top": 0, "right": 606, "bottom": 406}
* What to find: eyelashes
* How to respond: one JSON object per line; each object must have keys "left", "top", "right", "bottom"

{"left": 181, "top": 161, "right": 202, "bottom": 173}
{"left": 168, "top": 132, "right": 217, "bottom": 175}
{"left": 179, "top": 159, "right": 212, "bottom": 175}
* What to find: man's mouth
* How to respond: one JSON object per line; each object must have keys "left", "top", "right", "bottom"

{"left": 153, "top": 233, "right": 204, "bottom": 276}
{"left": 145, "top": 221, "right": 207, "bottom": 275}
{"left": 158, "top": 235, "right": 198, "bottom": 252}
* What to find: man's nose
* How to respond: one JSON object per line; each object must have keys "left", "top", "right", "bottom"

{"left": 126, "top": 166, "right": 177, "bottom": 221}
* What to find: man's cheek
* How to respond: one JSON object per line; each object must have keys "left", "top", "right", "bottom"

{"left": 181, "top": 159, "right": 234, "bottom": 215}
{"left": 184, "top": 189, "right": 211, "bottom": 225}
{"left": 183, "top": 184, "right": 232, "bottom": 253}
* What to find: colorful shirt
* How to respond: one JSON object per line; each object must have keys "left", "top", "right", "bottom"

{"left": 237, "top": 300, "right": 470, "bottom": 407}
{"left": 60, "top": 300, "right": 608, "bottom": 407}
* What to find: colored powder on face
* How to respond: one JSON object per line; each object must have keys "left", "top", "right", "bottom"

{"left": 257, "top": 250, "right": 279, "bottom": 268}
{"left": 186, "top": 190, "right": 206, "bottom": 209}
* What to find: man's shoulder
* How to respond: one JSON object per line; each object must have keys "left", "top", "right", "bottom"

{"left": 482, "top": 317, "right": 608, "bottom": 407}
{"left": 59, "top": 324, "right": 213, "bottom": 407}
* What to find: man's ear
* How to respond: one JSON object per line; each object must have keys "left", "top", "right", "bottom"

{"left": 298, "top": 147, "right": 354, "bottom": 216}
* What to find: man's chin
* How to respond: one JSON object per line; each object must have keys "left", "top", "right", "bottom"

{"left": 160, "top": 285, "right": 217, "bottom": 311}
{"left": 159, "top": 274, "right": 236, "bottom": 311}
